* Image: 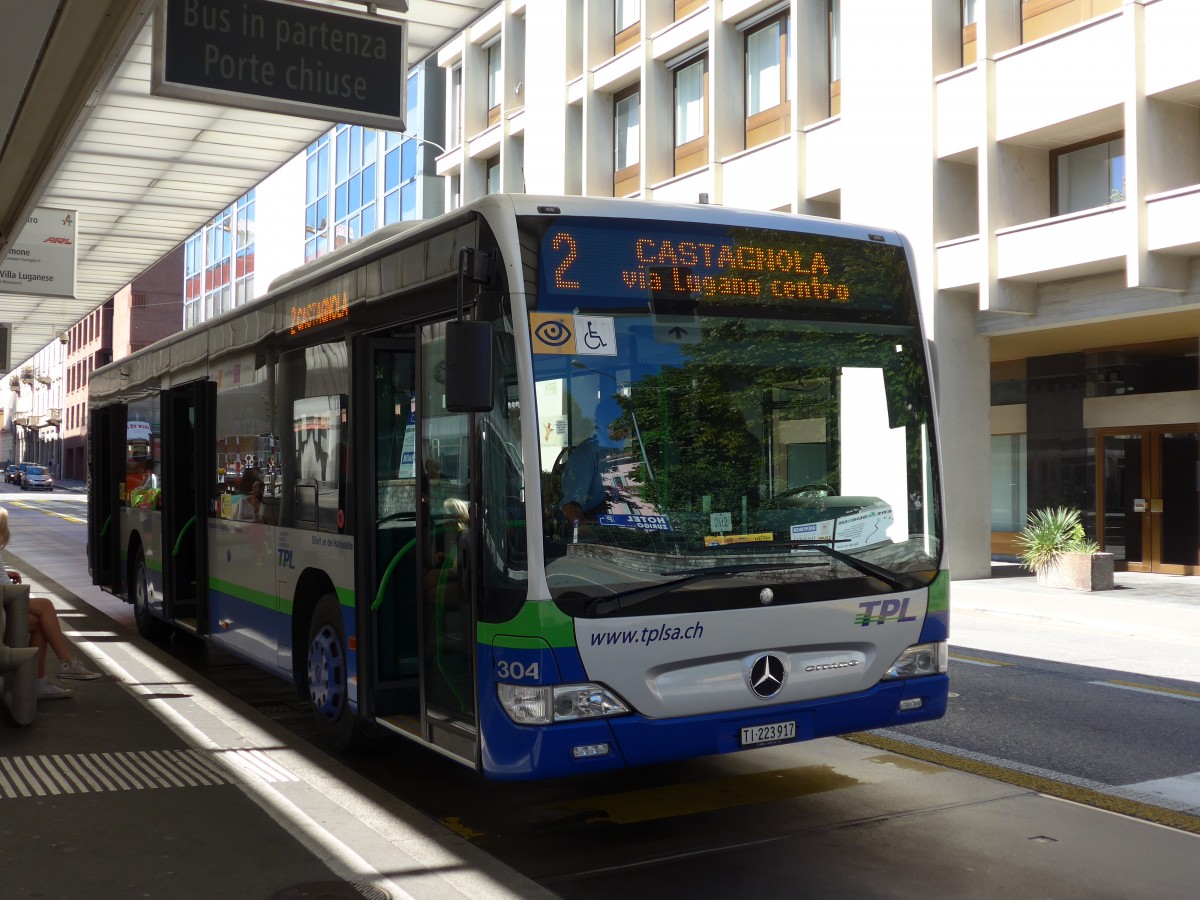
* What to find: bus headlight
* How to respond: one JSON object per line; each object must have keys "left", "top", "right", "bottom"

{"left": 498, "top": 683, "right": 629, "bottom": 725}
{"left": 883, "top": 641, "right": 948, "bottom": 680}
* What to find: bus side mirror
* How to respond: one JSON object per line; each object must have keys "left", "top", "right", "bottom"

{"left": 445, "top": 320, "right": 494, "bottom": 413}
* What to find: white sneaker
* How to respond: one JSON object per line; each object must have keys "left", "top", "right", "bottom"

{"left": 36, "top": 682, "right": 73, "bottom": 700}
{"left": 59, "top": 658, "right": 101, "bottom": 681}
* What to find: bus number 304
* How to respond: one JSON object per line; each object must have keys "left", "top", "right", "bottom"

{"left": 495, "top": 661, "right": 540, "bottom": 681}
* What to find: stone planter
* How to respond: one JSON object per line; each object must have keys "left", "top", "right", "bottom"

{"left": 1035, "top": 552, "right": 1115, "bottom": 591}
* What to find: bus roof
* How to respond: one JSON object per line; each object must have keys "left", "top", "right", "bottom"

{"left": 89, "top": 195, "right": 908, "bottom": 402}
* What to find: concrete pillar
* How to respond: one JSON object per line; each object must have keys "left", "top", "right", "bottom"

{"left": 838, "top": 1, "right": 992, "bottom": 579}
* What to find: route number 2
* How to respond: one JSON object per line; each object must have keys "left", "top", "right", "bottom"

{"left": 495, "top": 660, "right": 540, "bottom": 681}
{"left": 552, "top": 233, "right": 580, "bottom": 290}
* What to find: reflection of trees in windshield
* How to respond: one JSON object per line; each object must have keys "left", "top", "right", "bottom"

{"left": 617, "top": 320, "right": 932, "bottom": 525}
{"left": 621, "top": 356, "right": 761, "bottom": 515}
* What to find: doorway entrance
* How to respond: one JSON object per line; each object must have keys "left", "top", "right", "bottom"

{"left": 1096, "top": 426, "right": 1200, "bottom": 574}
{"left": 360, "top": 322, "right": 479, "bottom": 768}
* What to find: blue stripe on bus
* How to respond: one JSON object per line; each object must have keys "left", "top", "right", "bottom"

{"left": 207, "top": 587, "right": 282, "bottom": 649}
{"left": 918, "top": 607, "right": 949, "bottom": 643}
{"left": 478, "top": 653, "right": 948, "bottom": 780}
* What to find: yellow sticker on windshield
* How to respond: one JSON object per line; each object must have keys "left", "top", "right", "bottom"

{"left": 530, "top": 313, "right": 576, "bottom": 354}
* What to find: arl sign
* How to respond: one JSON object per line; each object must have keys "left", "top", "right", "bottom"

{"left": 153, "top": 0, "right": 408, "bottom": 130}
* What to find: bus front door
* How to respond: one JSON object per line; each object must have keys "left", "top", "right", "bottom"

{"left": 419, "top": 320, "right": 479, "bottom": 764}
{"left": 161, "top": 381, "right": 214, "bottom": 631}
{"left": 361, "top": 326, "right": 479, "bottom": 768}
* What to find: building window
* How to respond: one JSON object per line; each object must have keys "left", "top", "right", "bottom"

{"left": 204, "top": 207, "right": 233, "bottom": 319}
{"left": 673, "top": 55, "right": 708, "bottom": 175}
{"left": 449, "top": 64, "right": 463, "bottom": 147}
{"left": 962, "top": 0, "right": 977, "bottom": 66}
{"left": 1053, "top": 135, "right": 1125, "bottom": 215}
{"left": 615, "top": 0, "right": 640, "bottom": 54}
{"left": 675, "top": 0, "right": 705, "bottom": 20}
{"left": 1023, "top": 0, "right": 1122, "bottom": 44}
{"left": 305, "top": 136, "right": 330, "bottom": 262}
{"left": 384, "top": 131, "right": 418, "bottom": 225}
{"left": 745, "top": 14, "right": 789, "bottom": 148}
{"left": 487, "top": 41, "right": 502, "bottom": 127}
{"left": 486, "top": 156, "right": 501, "bottom": 194}
{"left": 829, "top": 0, "right": 841, "bottom": 116}
{"left": 183, "top": 234, "right": 202, "bottom": 328}
{"left": 614, "top": 87, "right": 640, "bottom": 195}
{"left": 234, "top": 190, "right": 255, "bottom": 306}
{"left": 991, "top": 434, "right": 1028, "bottom": 533}
{"left": 333, "top": 124, "right": 378, "bottom": 250}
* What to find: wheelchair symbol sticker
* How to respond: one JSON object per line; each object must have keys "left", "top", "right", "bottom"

{"left": 573, "top": 315, "right": 616, "bottom": 356}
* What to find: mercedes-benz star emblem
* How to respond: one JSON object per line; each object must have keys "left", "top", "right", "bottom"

{"left": 749, "top": 654, "right": 786, "bottom": 699}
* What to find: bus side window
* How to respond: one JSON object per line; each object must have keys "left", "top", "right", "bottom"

{"left": 276, "top": 342, "right": 350, "bottom": 532}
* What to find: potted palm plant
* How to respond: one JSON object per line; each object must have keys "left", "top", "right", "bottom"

{"left": 1015, "top": 507, "right": 1114, "bottom": 591}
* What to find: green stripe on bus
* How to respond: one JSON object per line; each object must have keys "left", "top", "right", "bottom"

{"left": 927, "top": 569, "right": 950, "bottom": 613}
{"left": 209, "top": 578, "right": 279, "bottom": 610}
{"left": 479, "top": 600, "right": 577, "bottom": 648}
{"left": 209, "top": 579, "right": 354, "bottom": 611}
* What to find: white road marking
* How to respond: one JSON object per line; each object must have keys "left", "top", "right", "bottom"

{"left": 1119, "top": 772, "right": 1200, "bottom": 809}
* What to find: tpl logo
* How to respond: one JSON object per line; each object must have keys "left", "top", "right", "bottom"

{"left": 277, "top": 549, "right": 295, "bottom": 569}
{"left": 855, "top": 597, "right": 918, "bottom": 626}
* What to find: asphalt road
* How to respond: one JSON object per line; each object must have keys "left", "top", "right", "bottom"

{"left": 895, "top": 646, "right": 1200, "bottom": 789}
{"left": 3, "top": 485, "right": 1194, "bottom": 813}
{"left": 3, "top": 487, "right": 1197, "bottom": 899}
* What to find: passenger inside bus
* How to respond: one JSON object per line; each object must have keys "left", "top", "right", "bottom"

{"left": 128, "top": 459, "right": 160, "bottom": 509}
{"left": 233, "top": 474, "right": 266, "bottom": 523}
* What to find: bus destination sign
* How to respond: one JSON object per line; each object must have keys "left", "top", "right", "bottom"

{"left": 289, "top": 291, "right": 349, "bottom": 335}
{"left": 538, "top": 219, "right": 905, "bottom": 313}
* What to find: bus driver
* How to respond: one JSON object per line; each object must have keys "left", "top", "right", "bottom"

{"left": 559, "top": 394, "right": 626, "bottom": 530}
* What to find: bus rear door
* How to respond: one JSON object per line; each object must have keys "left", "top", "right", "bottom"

{"left": 88, "top": 403, "right": 125, "bottom": 591}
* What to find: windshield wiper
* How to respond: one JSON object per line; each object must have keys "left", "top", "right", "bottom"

{"left": 584, "top": 562, "right": 814, "bottom": 616}
{"left": 795, "top": 541, "right": 922, "bottom": 592}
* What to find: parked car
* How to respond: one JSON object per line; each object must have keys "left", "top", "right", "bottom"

{"left": 20, "top": 465, "right": 53, "bottom": 491}
{"left": 3, "top": 464, "right": 19, "bottom": 484}
{"left": 8, "top": 462, "right": 35, "bottom": 485}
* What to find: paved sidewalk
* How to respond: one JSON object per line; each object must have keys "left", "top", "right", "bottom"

{"left": 950, "top": 563, "right": 1200, "bottom": 681}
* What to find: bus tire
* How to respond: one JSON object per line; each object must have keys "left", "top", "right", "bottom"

{"left": 306, "top": 594, "right": 360, "bottom": 751}
{"left": 131, "top": 545, "right": 171, "bottom": 642}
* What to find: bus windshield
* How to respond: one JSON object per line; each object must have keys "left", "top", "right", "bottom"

{"left": 524, "top": 215, "right": 942, "bottom": 611}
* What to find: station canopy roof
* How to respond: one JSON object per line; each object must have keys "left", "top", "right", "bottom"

{"left": 0, "top": 0, "right": 490, "bottom": 370}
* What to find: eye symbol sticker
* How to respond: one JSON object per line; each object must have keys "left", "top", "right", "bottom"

{"left": 534, "top": 319, "right": 573, "bottom": 347}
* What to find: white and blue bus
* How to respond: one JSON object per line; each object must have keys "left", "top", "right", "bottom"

{"left": 88, "top": 195, "right": 948, "bottom": 779}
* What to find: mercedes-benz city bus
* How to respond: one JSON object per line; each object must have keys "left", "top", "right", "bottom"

{"left": 87, "top": 195, "right": 948, "bottom": 779}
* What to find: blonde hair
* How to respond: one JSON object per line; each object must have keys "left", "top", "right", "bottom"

{"left": 0, "top": 507, "right": 9, "bottom": 550}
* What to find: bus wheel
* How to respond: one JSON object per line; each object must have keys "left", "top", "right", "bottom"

{"left": 131, "top": 546, "right": 171, "bottom": 642}
{"left": 306, "top": 595, "right": 360, "bottom": 750}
